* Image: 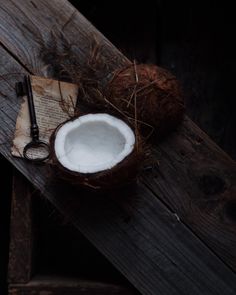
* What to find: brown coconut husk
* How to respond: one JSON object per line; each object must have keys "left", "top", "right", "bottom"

{"left": 41, "top": 35, "right": 183, "bottom": 190}
{"left": 105, "top": 63, "right": 185, "bottom": 138}
{"left": 49, "top": 114, "right": 148, "bottom": 191}
{"left": 41, "top": 34, "right": 184, "bottom": 139}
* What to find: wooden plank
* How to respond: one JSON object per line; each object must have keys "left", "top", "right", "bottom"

{"left": 7, "top": 170, "right": 137, "bottom": 293}
{"left": 143, "top": 117, "right": 236, "bottom": 270}
{"left": 0, "top": 156, "right": 12, "bottom": 294}
{"left": 1, "top": 46, "right": 236, "bottom": 295}
{"left": 0, "top": 0, "right": 236, "bottom": 273}
{"left": 9, "top": 276, "right": 136, "bottom": 295}
{"left": 0, "top": 1, "right": 235, "bottom": 294}
{"left": 0, "top": 0, "right": 129, "bottom": 75}
{"left": 8, "top": 169, "right": 35, "bottom": 283}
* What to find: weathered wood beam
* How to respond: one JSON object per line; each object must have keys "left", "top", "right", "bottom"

{"left": 8, "top": 170, "right": 35, "bottom": 283}
{"left": 0, "top": 0, "right": 236, "bottom": 294}
{"left": 0, "top": 0, "right": 235, "bottom": 272}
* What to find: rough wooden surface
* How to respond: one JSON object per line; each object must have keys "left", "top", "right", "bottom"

{"left": 1, "top": 45, "right": 236, "bottom": 295}
{"left": 0, "top": 0, "right": 236, "bottom": 294}
{"left": 0, "top": 156, "right": 12, "bottom": 295}
{"left": 8, "top": 170, "right": 35, "bottom": 283}
{"left": 144, "top": 117, "right": 236, "bottom": 270}
{"left": 1, "top": 0, "right": 236, "bottom": 271}
{"left": 7, "top": 173, "right": 138, "bottom": 294}
{"left": 0, "top": 0, "right": 129, "bottom": 75}
{"left": 9, "top": 276, "right": 136, "bottom": 295}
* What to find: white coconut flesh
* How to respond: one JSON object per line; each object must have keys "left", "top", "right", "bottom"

{"left": 54, "top": 113, "right": 135, "bottom": 174}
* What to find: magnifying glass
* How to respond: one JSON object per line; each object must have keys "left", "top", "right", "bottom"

{"left": 18, "top": 75, "right": 50, "bottom": 162}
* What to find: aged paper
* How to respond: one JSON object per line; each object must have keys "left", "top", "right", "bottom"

{"left": 12, "top": 75, "right": 78, "bottom": 158}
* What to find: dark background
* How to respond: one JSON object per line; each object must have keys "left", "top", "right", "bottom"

{"left": 72, "top": 0, "right": 236, "bottom": 159}
{"left": 1, "top": 1, "right": 236, "bottom": 294}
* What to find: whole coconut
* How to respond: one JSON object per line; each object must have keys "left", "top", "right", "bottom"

{"left": 105, "top": 64, "right": 185, "bottom": 138}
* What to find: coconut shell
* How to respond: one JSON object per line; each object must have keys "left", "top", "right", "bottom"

{"left": 49, "top": 115, "right": 146, "bottom": 191}
{"left": 105, "top": 64, "right": 185, "bottom": 138}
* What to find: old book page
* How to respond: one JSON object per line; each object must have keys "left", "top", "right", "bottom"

{"left": 12, "top": 75, "right": 78, "bottom": 158}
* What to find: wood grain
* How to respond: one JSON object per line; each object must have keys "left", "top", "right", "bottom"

{"left": 1, "top": 45, "right": 236, "bottom": 295}
{"left": 143, "top": 117, "right": 236, "bottom": 270}
{"left": 0, "top": 0, "right": 129, "bottom": 75}
{"left": 1, "top": 0, "right": 236, "bottom": 272}
{"left": 0, "top": 0, "right": 236, "bottom": 294}
{"left": 158, "top": 2, "right": 236, "bottom": 159}
{"left": 8, "top": 170, "right": 35, "bottom": 283}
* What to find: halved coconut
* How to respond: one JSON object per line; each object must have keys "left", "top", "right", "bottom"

{"left": 50, "top": 113, "right": 142, "bottom": 190}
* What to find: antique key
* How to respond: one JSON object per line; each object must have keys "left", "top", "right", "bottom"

{"left": 16, "top": 75, "right": 50, "bottom": 162}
